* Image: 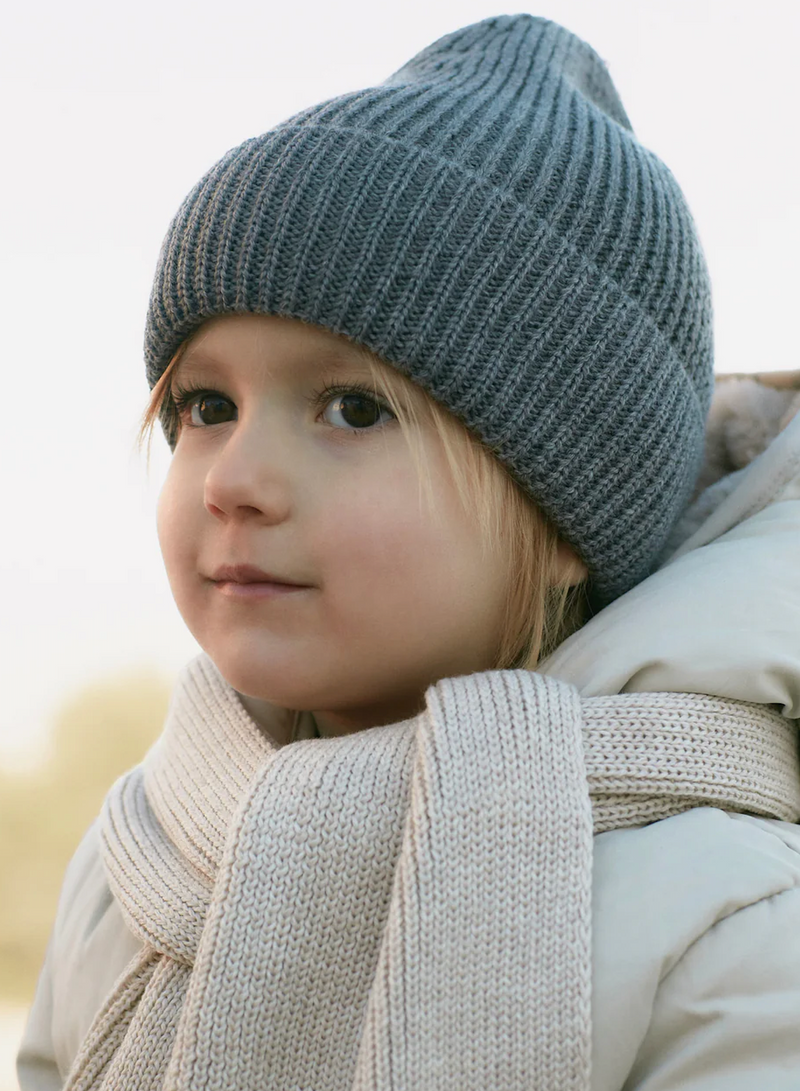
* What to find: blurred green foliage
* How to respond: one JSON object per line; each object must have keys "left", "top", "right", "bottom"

{"left": 0, "top": 669, "right": 172, "bottom": 1002}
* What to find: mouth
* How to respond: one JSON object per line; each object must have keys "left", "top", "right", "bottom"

{"left": 210, "top": 563, "right": 309, "bottom": 586}
{"left": 208, "top": 563, "right": 312, "bottom": 600}
{"left": 212, "top": 580, "right": 308, "bottom": 601}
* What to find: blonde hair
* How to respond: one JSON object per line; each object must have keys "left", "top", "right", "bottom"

{"left": 137, "top": 325, "right": 589, "bottom": 670}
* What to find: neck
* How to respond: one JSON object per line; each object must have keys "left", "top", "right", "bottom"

{"left": 310, "top": 697, "right": 426, "bottom": 737}
{"left": 235, "top": 689, "right": 427, "bottom": 744}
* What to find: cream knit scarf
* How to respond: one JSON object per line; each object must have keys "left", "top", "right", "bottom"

{"left": 64, "top": 653, "right": 800, "bottom": 1091}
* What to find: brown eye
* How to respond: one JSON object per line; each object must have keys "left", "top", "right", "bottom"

{"left": 323, "top": 393, "right": 393, "bottom": 431}
{"left": 172, "top": 385, "right": 236, "bottom": 429}
{"left": 189, "top": 394, "right": 234, "bottom": 427}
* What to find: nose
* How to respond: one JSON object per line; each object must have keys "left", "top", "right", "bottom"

{"left": 203, "top": 419, "right": 292, "bottom": 525}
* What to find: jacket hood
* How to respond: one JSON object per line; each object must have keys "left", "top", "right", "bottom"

{"left": 540, "top": 371, "right": 800, "bottom": 717}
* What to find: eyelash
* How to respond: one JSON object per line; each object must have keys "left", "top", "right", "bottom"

{"left": 169, "top": 379, "right": 396, "bottom": 435}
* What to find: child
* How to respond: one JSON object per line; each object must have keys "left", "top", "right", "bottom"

{"left": 17, "top": 13, "right": 800, "bottom": 1090}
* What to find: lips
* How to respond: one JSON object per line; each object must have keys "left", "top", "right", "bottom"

{"left": 210, "top": 563, "right": 308, "bottom": 587}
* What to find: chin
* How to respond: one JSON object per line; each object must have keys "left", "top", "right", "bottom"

{"left": 202, "top": 636, "right": 328, "bottom": 711}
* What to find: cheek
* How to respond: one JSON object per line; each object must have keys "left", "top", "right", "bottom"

{"left": 311, "top": 461, "right": 487, "bottom": 634}
{"left": 156, "top": 464, "right": 199, "bottom": 593}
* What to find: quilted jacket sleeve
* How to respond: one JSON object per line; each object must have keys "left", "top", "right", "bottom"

{"left": 15, "top": 816, "right": 145, "bottom": 1089}
{"left": 624, "top": 884, "right": 800, "bottom": 1090}
{"left": 16, "top": 930, "right": 63, "bottom": 1091}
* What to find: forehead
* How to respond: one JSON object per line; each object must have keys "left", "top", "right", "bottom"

{"left": 176, "top": 314, "right": 378, "bottom": 380}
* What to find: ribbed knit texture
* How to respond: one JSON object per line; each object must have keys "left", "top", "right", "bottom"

{"left": 143, "top": 14, "right": 714, "bottom": 606}
{"left": 62, "top": 654, "right": 800, "bottom": 1090}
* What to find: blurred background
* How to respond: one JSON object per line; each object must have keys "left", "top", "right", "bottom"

{"left": 1, "top": 0, "right": 798, "bottom": 1084}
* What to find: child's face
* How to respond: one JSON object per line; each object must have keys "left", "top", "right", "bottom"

{"left": 157, "top": 313, "right": 510, "bottom": 737}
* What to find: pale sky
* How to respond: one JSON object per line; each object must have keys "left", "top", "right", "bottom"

{"left": 1, "top": 0, "right": 797, "bottom": 768}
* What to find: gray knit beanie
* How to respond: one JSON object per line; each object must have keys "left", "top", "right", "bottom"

{"left": 144, "top": 13, "right": 714, "bottom": 608}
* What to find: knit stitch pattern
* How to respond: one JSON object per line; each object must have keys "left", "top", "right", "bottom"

{"left": 63, "top": 654, "right": 800, "bottom": 1090}
{"left": 143, "top": 14, "right": 714, "bottom": 606}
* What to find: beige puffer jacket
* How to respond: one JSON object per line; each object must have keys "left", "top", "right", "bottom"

{"left": 17, "top": 372, "right": 800, "bottom": 1090}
